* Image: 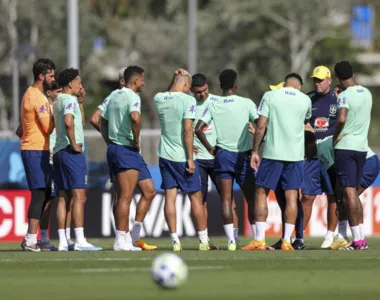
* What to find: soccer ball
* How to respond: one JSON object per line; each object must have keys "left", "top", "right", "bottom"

{"left": 151, "top": 253, "right": 188, "bottom": 289}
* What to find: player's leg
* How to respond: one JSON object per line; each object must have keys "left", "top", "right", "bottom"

{"left": 56, "top": 190, "right": 71, "bottom": 251}
{"left": 302, "top": 194, "right": 316, "bottom": 230}
{"left": 281, "top": 161, "right": 304, "bottom": 250}
{"left": 335, "top": 150, "right": 366, "bottom": 250}
{"left": 270, "top": 185, "right": 286, "bottom": 249}
{"left": 243, "top": 158, "right": 282, "bottom": 250}
{"left": 65, "top": 198, "right": 74, "bottom": 247}
{"left": 21, "top": 150, "right": 51, "bottom": 251}
{"left": 38, "top": 195, "right": 58, "bottom": 251}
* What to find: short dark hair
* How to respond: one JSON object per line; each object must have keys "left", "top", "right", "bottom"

{"left": 305, "top": 130, "right": 317, "bottom": 144}
{"left": 192, "top": 73, "right": 208, "bottom": 87}
{"left": 124, "top": 65, "right": 144, "bottom": 83}
{"left": 284, "top": 73, "right": 303, "bottom": 85}
{"left": 219, "top": 69, "right": 237, "bottom": 90}
{"left": 57, "top": 68, "right": 79, "bottom": 87}
{"left": 33, "top": 58, "right": 56, "bottom": 81}
{"left": 46, "top": 82, "right": 61, "bottom": 91}
{"left": 334, "top": 61, "right": 353, "bottom": 80}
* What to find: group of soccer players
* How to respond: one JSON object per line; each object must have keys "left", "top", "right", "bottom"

{"left": 17, "top": 56, "right": 378, "bottom": 252}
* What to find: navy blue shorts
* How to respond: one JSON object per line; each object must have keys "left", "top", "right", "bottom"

{"left": 198, "top": 159, "right": 221, "bottom": 202}
{"left": 214, "top": 148, "right": 253, "bottom": 185}
{"left": 303, "top": 158, "right": 334, "bottom": 195}
{"left": 109, "top": 154, "right": 151, "bottom": 183}
{"left": 48, "top": 163, "right": 58, "bottom": 197}
{"left": 335, "top": 149, "right": 367, "bottom": 188}
{"left": 107, "top": 144, "right": 141, "bottom": 175}
{"left": 256, "top": 159, "right": 304, "bottom": 191}
{"left": 21, "top": 150, "right": 50, "bottom": 190}
{"left": 53, "top": 148, "right": 87, "bottom": 190}
{"left": 159, "top": 157, "right": 201, "bottom": 193}
{"left": 361, "top": 155, "right": 380, "bottom": 189}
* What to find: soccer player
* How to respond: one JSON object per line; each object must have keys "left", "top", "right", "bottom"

{"left": 333, "top": 60, "right": 372, "bottom": 250}
{"left": 155, "top": 72, "right": 210, "bottom": 251}
{"left": 303, "top": 66, "right": 338, "bottom": 248}
{"left": 54, "top": 68, "right": 102, "bottom": 251}
{"left": 191, "top": 73, "right": 239, "bottom": 248}
{"left": 251, "top": 73, "right": 311, "bottom": 251}
{"left": 195, "top": 69, "right": 258, "bottom": 251}
{"left": 100, "top": 66, "right": 157, "bottom": 251}
{"left": 19, "top": 58, "right": 56, "bottom": 251}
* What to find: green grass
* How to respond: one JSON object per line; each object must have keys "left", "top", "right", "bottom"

{"left": 1, "top": 237, "right": 380, "bottom": 299}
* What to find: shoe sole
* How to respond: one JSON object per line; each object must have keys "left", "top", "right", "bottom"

{"left": 24, "top": 247, "right": 41, "bottom": 252}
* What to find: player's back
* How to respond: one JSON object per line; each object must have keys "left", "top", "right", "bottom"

{"left": 103, "top": 87, "right": 140, "bottom": 147}
{"left": 260, "top": 88, "right": 311, "bottom": 161}
{"left": 335, "top": 85, "right": 372, "bottom": 152}
{"left": 205, "top": 95, "right": 258, "bottom": 152}
{"left": 154, "top": 91, "right": 196, "bottom": 162}
{"left": 21, "top": 86, "right": 50, "bottom": 151}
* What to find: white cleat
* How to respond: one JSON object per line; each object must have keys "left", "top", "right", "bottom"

{"left": 321, "top": 238, "right": 334, "bottom": 249}
{"left": 74, "top": 240, "right": 103, "bottom": 251}
{"left": 113, "top": 242, "right": 142, "bottom": 251}
{"left": 58, "top": 244, "right": 69, "bottom": 251}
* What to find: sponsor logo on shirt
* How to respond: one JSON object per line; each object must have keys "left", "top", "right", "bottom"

{"left": 202, "top": 108, "right": 209, "bottom": 117}
{"left": 329, "top": 104, "right": 337, "bottom": 116}
{"left": 314, "top": 117, "right": 329, "bottom": 131}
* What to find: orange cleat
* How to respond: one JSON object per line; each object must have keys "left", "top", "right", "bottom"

{"left": 281, "top": 240, "right": 294, "bottom": 251}
{"left": 241, "top": 240, "right": 267, "bottom": 251}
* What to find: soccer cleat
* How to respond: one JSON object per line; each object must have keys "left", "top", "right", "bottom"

{"left": 74, "top": 240, "right": 103, "bottom": 251}
{"left": 241, "top": 240, "right": 266, "bottom": 251}
{"left": 24, "top": 243, "right": 41, "bottom": 252}
{"left": 281, "top": 240, "right": 294, "bottom": 251}
{"left": 227, "top": 241, "right": 237, "bottom": 251}
{"left": 20, "top": 239, "right": 26, "bottom": 250}
{"left": 39, "top": 241, "right": 58, "bottom": 251}
{"left": 321, "top": 238, "right": 334, "bottom": 249}
{"left": 199, "top": 242, "right": 211, "bottom": 251}
{"left": 330, "top": 237, "right": 350, "bottom": 250}
{"left": 292, "top": 239, "right": 305, "bottom": 250}
{"left": 58, "top": 244, "right": 69, "bottom": 251}
{"left": 134, "top": 239, "right": 157, "bottom": 251}
{"left": 270, "top": 239, "right": 283, "bottom": 250}
{"left": 342, "top": 240, "right": 363, "bottom": 251}
{"left": 208, "top": 240, "right": 220, "bottom": 250}
{"left": 171, "top": 241, "right": 182, "bottom": 252}
{"left": 360, "top": 239, "right": 368, "bottom": 250}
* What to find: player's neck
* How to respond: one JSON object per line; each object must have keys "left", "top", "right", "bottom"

{"left": 126, "top": 83, "right": 137, "bottom": 93}
{"left": 31, "top": 81, "right": 44, "bottom": 93}
{"left": 61, "top": 87, "right": 76, "bottom": 96}
{"left": 341, "top": 78, "right": 357, "bottom": 89}
{"left": 222, "top": 89, "right": 235, "bottom": 96}
{"left": 169, "top": 83, "right": 184, "bottom": 93}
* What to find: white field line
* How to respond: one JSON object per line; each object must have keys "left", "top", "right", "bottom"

{"left": 75, "top": 266, "right": 228, "bottom": 273}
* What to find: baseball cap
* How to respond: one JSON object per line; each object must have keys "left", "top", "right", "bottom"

{"left": 310, "top": 66, "right": 331, "bottom": 80}
{"left": 269, "top": 82, "right": 284, "bottom": 91}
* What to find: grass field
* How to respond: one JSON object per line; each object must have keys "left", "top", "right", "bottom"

{"left": 1, "top": 237, "right": 380, "bottom": 299}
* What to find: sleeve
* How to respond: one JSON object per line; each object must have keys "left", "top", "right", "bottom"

{"left": 183, "top": 95, "right": 196, "bottom": 119}
{"left": 257, "top": 92, "right": 270, "bottom": 118}
{"left": 248, "top": 99, "right": 259, "bottom": 121}
{"left": 337, "top": 93, "right": 349, "bottom": 110}
{"left": 34, "top": 96, "right": 51, "bottom": 121}
{"left": 306, "top": 98, "right": 312, "bottom": 119}
{"left": 200, "top": 106, "right": 212, "bottom": 125}
{"left": 97, "top": 95, "right": 111, "bottom": 112}
{"left": 63, "top": 98, "right": 76, "bottom": 116}
{"left": 101, "top": 103, "right": 109, "bottom": 120}
{"left": 129, "top": 93, "right": 141, "bottom": 114}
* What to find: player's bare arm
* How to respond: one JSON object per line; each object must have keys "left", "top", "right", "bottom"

{"left": 89, "top": 108, "right": 102, "bottom": 132}
{"left": 184, "top": 118, "right": 195, "bottom": 173}
{"left": 195, "top": 120, "right": 215, "bottom": 155}
{"left": 251, "top": 115, "right": 267, "bottom": 171}
{"left": 64, "top": 114, "right": 82, "bottom": 152}
{"left": 333, "top": 107, "right": 348, "bottom": 146}
{"left": 130, "top": 111, "right": 141, "bottom": 150}
{"left": 15, "top": 124, "right": 23, "bottom": 138}
{"left": 100, "top": 118, "right": 111, "bottom": 145}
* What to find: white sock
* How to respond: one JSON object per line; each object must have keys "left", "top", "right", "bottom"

{"left": 338, "top": 220, "right": 348, "bottom": 239}
{"left": 325, "top": 230, "right": 334, "bottom": 241}
{"left": 26, "top": 233, "right": 37, "bottom": 246}
{"left": 170, "top": 233, "right": 180, "bottom": 244}
{"left": 359, "top": 223, "right": 365, "bottom": 240}
{"left": 58, "top": 229, "right": 67, "bottom": 245}
{"left": 74, "top": 227, "right": 86, "bottom": 244}
{"left": 198, "top": 229, "right": 208, "bottom": 244}
{"left": 351, "top": 225, "right": 361, "bottom": 242}
{"left": 250, "top": 224, "right": 256, "bottom": 239}
{"left": 115, "top": 230, "right": 126, "bottom": 244}
{"left": 233, "top": 228, "right": 239, "bottom": 240}
{"left": 40, "top": 230, "right": 49, "bottom": 243}
{"left": 255, "top": 222, "right": 266, "bottom": 241}
{"left": 125, "top": 231, "right": 133, "bottom": 245}
{"left": 131, "top": 221, "right": 142, "bottom": 242}
{"left": 65, "top": 228, "right": 71, "bottom": 241}
{"left": 223, "top": 224, "right": 235, "bottom": 243}
{"left": 283, "top": 223, "right": 295, "bottom": 243}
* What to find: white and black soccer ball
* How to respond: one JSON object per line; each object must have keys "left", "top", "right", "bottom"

{"left": 151, "top": 253, "right": 188, "bottom": 289}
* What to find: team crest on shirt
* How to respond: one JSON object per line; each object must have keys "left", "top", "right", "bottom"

{"left": 189, "top": 105, "right": 195, "bottom": 113}
{"left": 66, "top": 103, "right": 73, "bottom": 110}
{"left": 329, "top": 104, "right": 337, "bottom": 116}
